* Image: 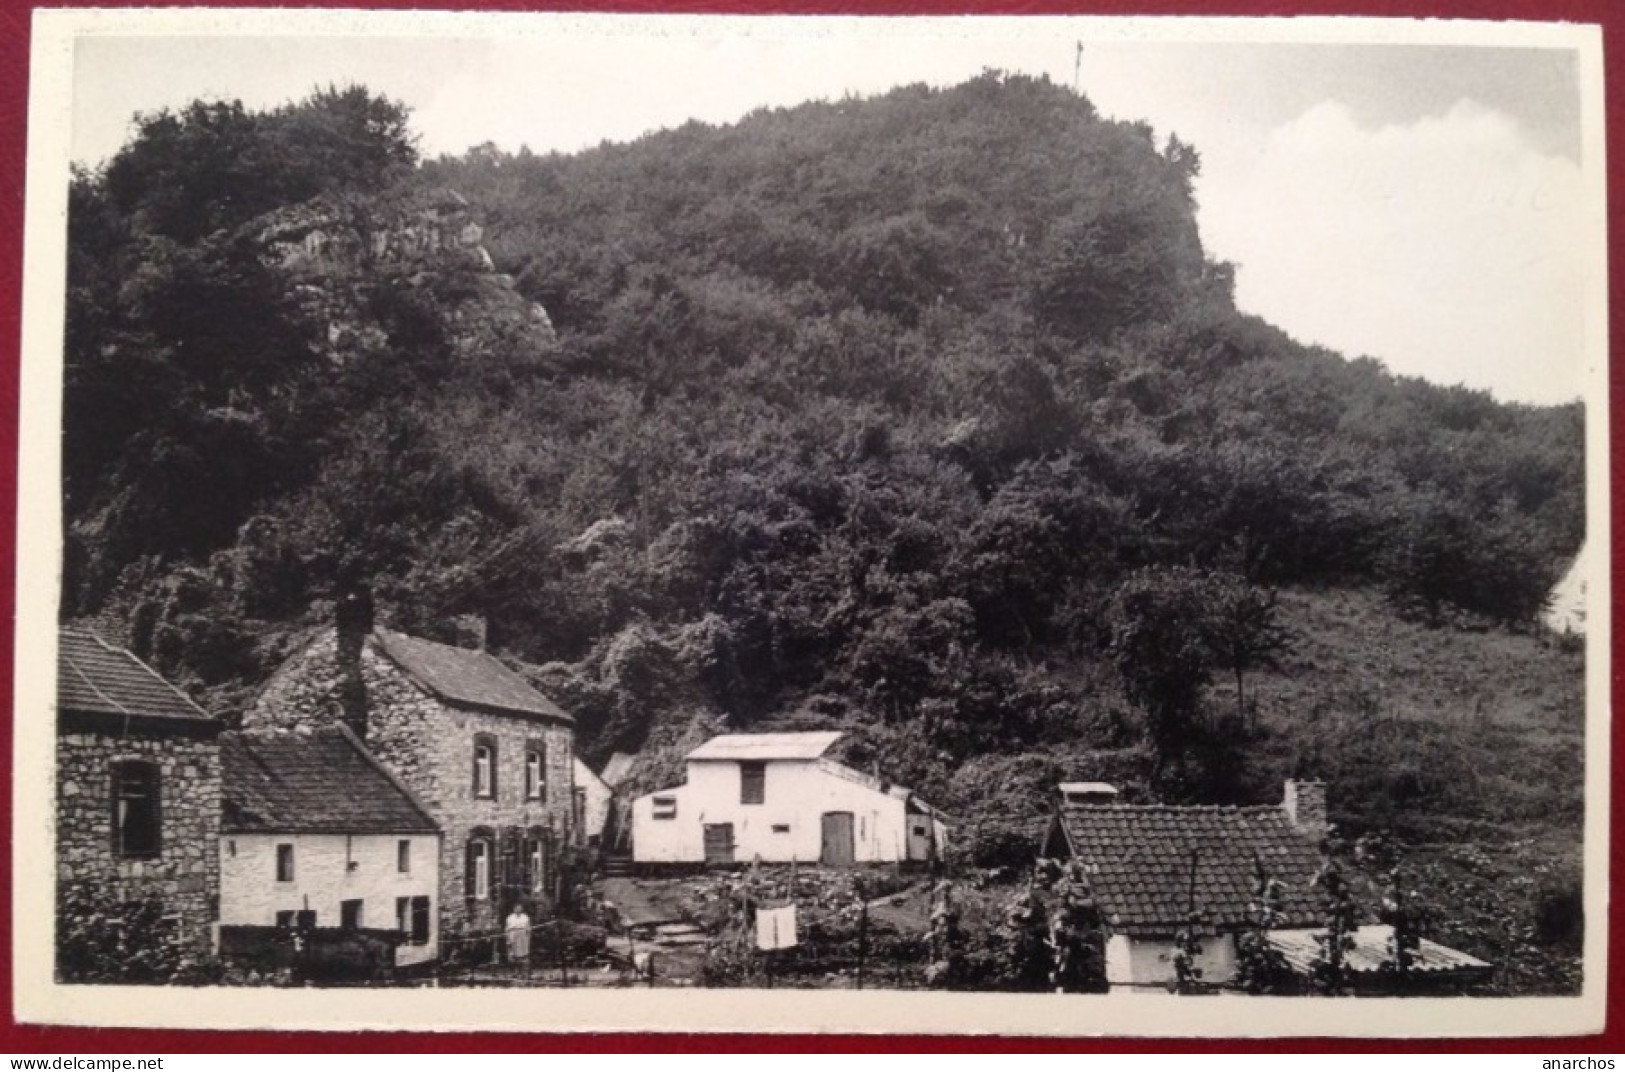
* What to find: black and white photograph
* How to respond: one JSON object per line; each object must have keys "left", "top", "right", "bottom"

{"left": 13, "top": 10, "right": 1607, "bottom": 1036}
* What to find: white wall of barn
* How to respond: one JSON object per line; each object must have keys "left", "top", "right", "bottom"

{"left": 218, "top": 832, "right": 442, "bottom": 966}
{"left": 631, "top": 759, "right": 928, "bottom": 864}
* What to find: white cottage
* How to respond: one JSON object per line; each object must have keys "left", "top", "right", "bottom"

{"left": 1040, "top": 780, "right": 1491, "bottom": 993}
{"left": 630, "top": 732, "right": 948, "bottom": 867}
{"left": 219, "top": 726, "right": 443, "bottom": 967}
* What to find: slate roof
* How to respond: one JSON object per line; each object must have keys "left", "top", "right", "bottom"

{"left": 221, "top": 727, "right": 438, "bottom": 835}
{"left": 1053, "top": 803, "right": 1324, "bottom": 936}
{"left": 371, "top": 629, "right": 572, "bottom": 724}
{"left": 687, "top": 731, "right": 842, "bottom": 762}
{"left": 57, "top": 629, "right": 214, "bottom": 724}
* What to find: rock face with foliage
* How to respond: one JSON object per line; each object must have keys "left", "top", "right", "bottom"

{"left": 64, "top": 74, "right": 1586, "bottom": 992}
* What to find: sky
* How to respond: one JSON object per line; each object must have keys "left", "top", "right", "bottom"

{"left": 67, "top": 16, "right": 1597, "bottom": 406}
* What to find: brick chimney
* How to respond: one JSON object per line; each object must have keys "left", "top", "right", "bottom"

{"left": 334, "top": 585, "right": 374, "bottom": 738}
{"left": 452, "top": 612, "right": 487, "bottom": 652}
{"left": 1282, "top": 779, "right": 1328, "bottom": 838}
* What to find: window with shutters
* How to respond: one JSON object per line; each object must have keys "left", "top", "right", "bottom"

{"left": 472, "top": 735, "right": 497, "bottom": 799}
{"left": 525, "top": 741, "right": 546, "bottom": 800}
{"left": 466, "top": 832, "right": 493, "bottom": 900}
{"left": 410, "top": 896, "right": 430, "bottom": 944}
{"left": 740, "top": 761, "right": 766, "bottom": 805}
{"left": 276, "top": 843, "right": 295, "bottom": 882}
{"left": 111, "top": 760, "right": 161, "bottom": 858}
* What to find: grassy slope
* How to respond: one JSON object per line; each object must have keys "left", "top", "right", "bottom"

{"left": 1245, "top": 586, "right": 1586, "bottom": 993}
{"left": 1250, "top": 586, "right": 1585, "bottom": 832}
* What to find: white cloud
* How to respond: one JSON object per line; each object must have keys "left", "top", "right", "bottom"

{"left": 1196, "top": 99, "right": 1585, "bottom": 405}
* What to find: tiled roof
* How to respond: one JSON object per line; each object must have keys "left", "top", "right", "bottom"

{"left": 221, "top": 727, "right": 438, "bottom": 835}
{"left": 1055, "top": 803, "right": 1324, "bottom": 936}
{"left": 1268, "top": 925, "right": 1492, "bottom": 978}
{"left": 57, "top": 629, "right": 214, "bottom": 723}
{"left": 372, "top": 629, "right": 572, "bottom": 723}
{"left": 687, "top": 732, "right": 842, "bottom": 762}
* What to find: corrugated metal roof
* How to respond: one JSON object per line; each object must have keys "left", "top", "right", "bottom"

{"left": 1267, "top": 925, "right": 1493, "bottom": 977}
{"left": 1059, "top": 781, "right": 1119, "bottom": 796}
{"left": 686, "top": 731, "right": 842, "bottom": 762}
{"left": 1055, "top": 803, "right": 1324, "bottom": 936}
{"left": 57, "top": 629, "right": 214, "bottom": 723}
{"left": 222, "top": 727, "right": 439, "bottom": 835}
{"left": 372, "top": 629, "right": 572, "bottom": 723}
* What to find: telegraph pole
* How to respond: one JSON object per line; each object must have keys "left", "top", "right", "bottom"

{"left": 1073, "top": 41, "right": 1084, "bottom": 95}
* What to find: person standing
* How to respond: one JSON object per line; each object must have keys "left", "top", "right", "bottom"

{"left": 505, "top": 902, "right": 532, "bottom": 976}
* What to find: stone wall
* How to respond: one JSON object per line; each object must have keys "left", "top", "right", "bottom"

{"left": 244, "top": 629, "right": 348, "bottom": 734}
{"left": 57, "top": 729, "right": 220, "bottom": 961}
{"left": 404, "top": 705, "right": 573, "bottom": 933}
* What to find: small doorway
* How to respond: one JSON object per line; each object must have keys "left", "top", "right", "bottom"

{"left": 821, "top": 812, "right": 855, "bottom": 866}
{"left": 703, "top": 823, "right": 736, "bottom": 865}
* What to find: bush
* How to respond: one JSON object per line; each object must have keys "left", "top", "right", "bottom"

{"left": 57, "top": 882, "right": 203, "bottom": 984}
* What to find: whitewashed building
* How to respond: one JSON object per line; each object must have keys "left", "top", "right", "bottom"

{"left": 572, "top": 757, "right": 612, "bottom": 848}
{"left": 219, "top": 726, "right": 443, "bottom": 967}
{"left": 1039, "top": 780, "right": 1491, "bottom": 993}
{"left": 630, "top": 732, "right": 948, "bottom": 867}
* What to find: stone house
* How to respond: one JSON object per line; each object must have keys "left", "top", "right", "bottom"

{"left": 631, "top": 732, "right": 949, "bottom": 867}
{"left": 1040, "top": 780, "right": 1491, "bottom": 992}
{"left": 242, "top": 598, "right": 575, "bottom": 936}
{"left": 56, "top": 628, "right": 222, "bottom": 969}
{"left": 219, "top": 726, "right": 442, "bottom": 967}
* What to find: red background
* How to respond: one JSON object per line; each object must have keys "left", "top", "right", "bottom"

{"left": 0, "top": 0, "right": 1617, "bottom": 1053}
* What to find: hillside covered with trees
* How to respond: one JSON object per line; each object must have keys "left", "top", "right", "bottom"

{"left": 62, "top": 75, "right": 1585, "bottom": 988}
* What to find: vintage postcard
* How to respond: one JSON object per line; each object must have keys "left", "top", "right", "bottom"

{"left": 12, "top": 9, "right": 1608, "bottom": 1037}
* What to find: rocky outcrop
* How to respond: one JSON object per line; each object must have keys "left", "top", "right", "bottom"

{"left": 250, "top": 186, "right": 558, "bottom": 367}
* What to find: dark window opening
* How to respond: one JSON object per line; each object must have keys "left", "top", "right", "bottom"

{"left": 275, "top": 910, "right": 296, "bottom": 929}
{"left": 741, "top": 761, "right": 766, "bottom": 805}
{"left": 652, "top": 795, "right": 677, "bottom": 820}
{"left": 397, "top": 839, "right": 411, "bottom": 873}
{"left": 111, "top": 760, "right": 161, "bottom": 858}
{"left": 398, "top": 895, "right": 431, "bottom": 944}
{"left": 275, "top": 843, "right": 295, "bottom": 882}
{"left": 340, "top": 899, "right": 364, "bottom": 930}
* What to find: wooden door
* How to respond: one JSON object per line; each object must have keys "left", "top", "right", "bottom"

{"left": 821, "top": 812, "right": 855, "bottom": 866}
{"left": 703, "top": 823, "right": 735, "bottom": 865}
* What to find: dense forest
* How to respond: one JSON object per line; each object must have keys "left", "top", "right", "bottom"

{"left": 63, "top": 77, "right": 1586, "bottom": 973}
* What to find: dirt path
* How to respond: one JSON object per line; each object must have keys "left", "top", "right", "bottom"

{"left": 599, "top": 876, "right": 689, "bottom": 929}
